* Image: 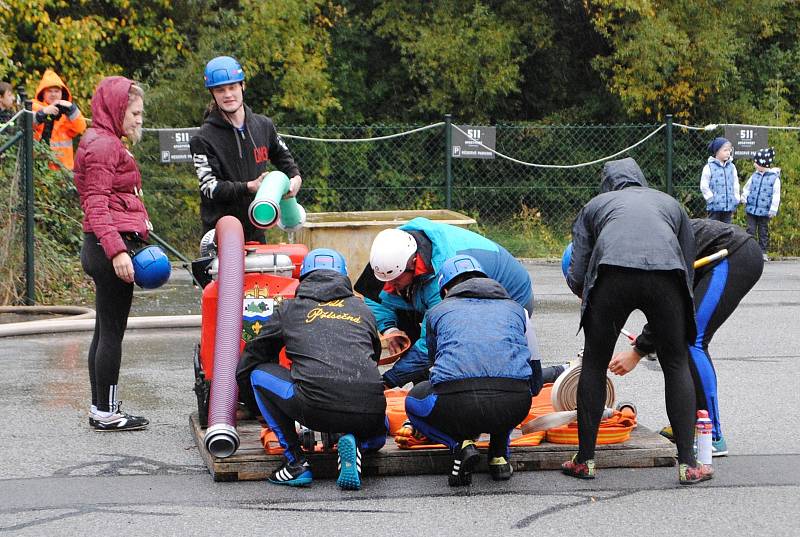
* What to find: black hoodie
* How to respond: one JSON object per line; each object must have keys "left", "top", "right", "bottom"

{"left": 567, "top": 158, "right": 696, "bottom": 329}
{"left": 190, "top": 105, "right": 300, "bottom": 242}
{"left": 236, "top": 270, "right": 386, "bottom": 415}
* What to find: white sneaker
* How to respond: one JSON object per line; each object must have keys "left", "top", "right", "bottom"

{"left": 90, "top": 403, "right": 148, "bottom": 431}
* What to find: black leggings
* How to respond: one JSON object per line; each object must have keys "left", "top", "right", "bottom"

{"left": 579, "top": 267, "right": 696, "bottom": 465}
{"left": 405, "top": 379, "right": 531, "bottom": 459}
{"left": 250, "top": 363, "right": 387, "bottom": 464}
{"left": 81, "top": 233, "right": 136, "bottom": 412}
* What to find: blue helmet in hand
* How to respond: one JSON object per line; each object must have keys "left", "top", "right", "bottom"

{"left": 437, "top": 254, "right": 486, "bottom": 297}
{"left": 561, "top": 242, "right": 573, "bottom": 280}
{"left": 204, "top": 56, "right": 245, "bottom": 88}
{"left": 300, "top": 248, "right": 347, "bottom": 279}
{"left": 132, "top": 246, "right": 171, "bottom": 289}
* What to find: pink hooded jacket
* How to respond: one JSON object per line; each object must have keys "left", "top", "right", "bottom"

{"left": 73, "top": 77, "right": 150, "bottom": 259}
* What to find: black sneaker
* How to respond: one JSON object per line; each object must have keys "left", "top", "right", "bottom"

{"left": 90, "top": 404, "right": 148, "bottom": 431}
{"left": 448, "top": 440, "right": 481, "bottom": 487}
{"left": 268, "top": 458, "right": 312, "bottom": 487}
{"left": 488, "top": 456, "right": 514, "bottom": 481}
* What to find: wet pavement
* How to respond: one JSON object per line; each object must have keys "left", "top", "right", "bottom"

{"left": 1, "top": 259, "right": 798, "bottom": 535}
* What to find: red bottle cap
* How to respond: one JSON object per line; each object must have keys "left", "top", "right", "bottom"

{"left": 697, "top": 410, "right": 709, "bottom": 418}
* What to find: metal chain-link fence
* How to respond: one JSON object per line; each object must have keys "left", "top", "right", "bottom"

{"left": 139, "top": 122, "right": 746, "bottom": 221}
{"left": 7, "top": 117, "right": 789, "bottom": 269}
{"left": 134, "top": 122, "right": 718, "bottom": 221}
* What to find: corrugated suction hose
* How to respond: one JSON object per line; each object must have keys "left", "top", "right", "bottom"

{"left": 204, "top": 216, "right": 245, "bottom": 458}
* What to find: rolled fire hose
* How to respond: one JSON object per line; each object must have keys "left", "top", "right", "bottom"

{"left": 204, "top": 216, "right": 244, "bottom": 458}
{"left": 520, "top": 363, "right": 616, "bottom": 434}
{"left": 551, "top": 361, "right": 615, "bottom": 412}
{"left": 521, "top": 407, "right": 614, "bottom": 434}
{"left": 248, "top": 171, "right": 306, "bottom": 231}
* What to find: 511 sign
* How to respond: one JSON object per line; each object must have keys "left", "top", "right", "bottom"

{"left": 723, "top": 126, "right": 767, "bottom": 160}
{"left": 451, "top": 125, "right": 496, "bottom": 159}
{"left": 158, "top": 128, "right": 199, "bottom": 164}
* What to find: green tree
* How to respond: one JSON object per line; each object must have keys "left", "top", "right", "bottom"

{"left": 143, "top": 0, "right": 343, "bottom": 127}
{"left": 586, "top": 0, "right": 794, "bottom": 121}
{"left": 0, "top": 0, "right": 183, "bottom": 105}
{"left": 369, "top": 1, "right": 532, "bottom": 121}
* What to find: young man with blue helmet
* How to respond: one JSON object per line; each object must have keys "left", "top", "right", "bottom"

{"left": 355, "top": 217, "right": 542, "bottom": 391}
{"left": 404, "top": 255, "right": 533, "bottom": 486}
{"left": 190, "top": 56, "right": 302, "bottom": 243}
{"left": 236, "top": 248, "right": 387, "bottom": 490}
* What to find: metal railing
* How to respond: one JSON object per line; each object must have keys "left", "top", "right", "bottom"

{"left": 0, "top": 90, "right": 35, "bottom": 305}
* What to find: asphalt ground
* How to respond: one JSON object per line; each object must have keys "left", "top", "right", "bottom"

{"left": 1, "top": 259, "right": 798, "bottom": 536}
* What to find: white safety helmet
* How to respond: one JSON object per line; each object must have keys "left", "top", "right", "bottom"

{"left": 370, "top": 228, "right": 417, "bottom": 282}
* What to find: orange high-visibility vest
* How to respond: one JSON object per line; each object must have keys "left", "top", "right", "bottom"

{"left": 32, "top": 70, "right": 87, "bottom": 170}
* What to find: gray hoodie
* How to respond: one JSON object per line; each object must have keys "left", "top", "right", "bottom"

{"left": 566, "top": 158, "right": 696, "bottom": 328}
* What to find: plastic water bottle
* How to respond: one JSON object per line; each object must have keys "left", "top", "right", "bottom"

{"left": 695, "top": 410, "right": 713, "bottom": 465}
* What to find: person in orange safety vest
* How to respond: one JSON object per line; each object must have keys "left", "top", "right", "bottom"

{"left": 32, "top": 69, "right": 87, "bottom": 170}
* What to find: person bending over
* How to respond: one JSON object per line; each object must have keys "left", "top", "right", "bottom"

{"left": 609, "top": 218, "right": 764, "bottom": 457}
{"left": 563, "top": 157, "right": 711, "bottom": 485}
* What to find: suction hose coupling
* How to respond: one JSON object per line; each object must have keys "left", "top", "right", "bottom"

{"left": 204, "top": 423, "right": 240, "bottom": 458}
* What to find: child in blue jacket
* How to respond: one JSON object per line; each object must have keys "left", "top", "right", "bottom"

{"left": 700, "top": 137, "right": 740, "bottom": 223}
{"left": 742, "top": 147, "right": 781, "bottom": 261}
{"left": 404, "top": 255, "right": 533, "bottom": 487}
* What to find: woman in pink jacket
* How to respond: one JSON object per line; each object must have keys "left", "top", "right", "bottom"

{"left": 73, "top": 76, "right": 150, "bottom": 431}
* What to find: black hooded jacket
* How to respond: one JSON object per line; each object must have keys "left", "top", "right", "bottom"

{"left": 634, "top": 218, "right": 756, "bottom": 355}
{"left": 190, "top": 105, "right": 300, "bottom": 241}
{"left": 690, "top": 218, "right": 754, "bottom": 280}
{"left": 566, "top": 157, "right": 696, "bottom": 328}
{"left": 236, "top": 270, "right": 386, "bottom": 415}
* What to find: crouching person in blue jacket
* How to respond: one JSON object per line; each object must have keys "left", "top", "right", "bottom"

{"left": 236, "top": 249, "right": 387, "bottom": 490}
{"left": 404, "top": 255, "right": 533, "bottom": 487}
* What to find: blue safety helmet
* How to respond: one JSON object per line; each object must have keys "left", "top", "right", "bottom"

{"left": 299, "top": 248, "right": 347, "bottom": 279}
{"left": 561, "top": 242, "right": 573, "bottom": 280}
{"left": 132, "top": 246, "right": 171, "bottom": 289}
{"left": 204, "top": 56, "right": 245, "bottom": 88}
{"left": 437, "top": 254, "right": 487, "bottom": 297}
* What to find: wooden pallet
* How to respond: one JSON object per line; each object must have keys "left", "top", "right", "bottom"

{"left": 191, "top": 413, "right": 676, "bottom": 482}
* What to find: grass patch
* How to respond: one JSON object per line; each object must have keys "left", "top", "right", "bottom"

{"left": 473, "top": 206, "right": 571, "bottom": 259}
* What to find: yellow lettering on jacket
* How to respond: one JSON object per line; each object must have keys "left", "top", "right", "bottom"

{"left": 319, "top": 299, "right": 345, "bottom": 307}
{"left": 305, "top": 307, "right": 362, "bottom": 324}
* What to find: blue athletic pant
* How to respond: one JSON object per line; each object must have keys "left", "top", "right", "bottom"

{"left": 405, "top": 379, "right": 531, "bottom": 459}
{"left": 690, "top": 240, "right": 763, "bottom": 440}
{"left": 250, "top": 363, "right": 387, "bottom": 463}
